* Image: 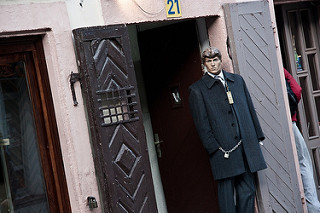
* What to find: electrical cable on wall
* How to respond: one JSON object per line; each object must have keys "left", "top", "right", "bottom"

{"left": 79, "top": 0, "right": 164, "bottom": 15}
{"left": 131, "top": 0, "right": 165, "bottom": 15}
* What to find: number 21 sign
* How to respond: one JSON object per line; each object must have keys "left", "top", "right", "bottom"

{"left": 165, "top": 0, "right": 182, "bottom": 18}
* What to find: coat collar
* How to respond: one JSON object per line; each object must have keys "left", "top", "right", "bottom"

{"left": 202, "top": 70, "right": 235, "bottom": 88}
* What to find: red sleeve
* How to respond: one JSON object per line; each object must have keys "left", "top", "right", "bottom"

{"left": 284, "top": 68, "right": 302, "bottom": 102}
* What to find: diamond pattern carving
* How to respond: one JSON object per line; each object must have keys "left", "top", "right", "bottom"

{"left": 109, "top": 125, "right": 146, "bottom": 203}
{"left": 73, "top": 25, "right": 157, "bottom": 212}
{"left": 109, "top": 125, "right": 140, "bottom": 173}
{"left": 115, "top": 143, "right": 137, "bottom": 176}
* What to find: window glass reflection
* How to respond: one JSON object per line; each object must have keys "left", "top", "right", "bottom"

{"left": 0, "top": 61, "right": 49, "bottom": 212}
{"left": 301, "top": 10, "right": 314, "bottom": 49}
{"left": 307, "top": 54, "right": 320, "bottom": 91}
{"left": 288, "top": 11, "right": 304, "bottom": 71}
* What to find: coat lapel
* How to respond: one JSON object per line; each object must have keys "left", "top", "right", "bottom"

{"left": 223, "top": 70, "right": 235, "bottom": 85}
{"left": 201, "top": 70, "right": 236, "bottom": 90}
{"left": 201, "top": 73, "right": 218, "bottom": 88}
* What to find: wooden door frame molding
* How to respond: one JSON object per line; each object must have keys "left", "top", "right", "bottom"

{"left": 0, "top": 35, "right": 71, "bottom": 213}
{"left": 278, "top": 2, "right": 320, "bottom": 198}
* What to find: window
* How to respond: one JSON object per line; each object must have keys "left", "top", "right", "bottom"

{"left": 0, "top": 36, "right": 71, "bottom": 212}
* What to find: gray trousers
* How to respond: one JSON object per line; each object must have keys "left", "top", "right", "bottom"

{"left": 217, "top": 172, "right": 255, "bottom": 213}
{"left": 293, "top": 122, "right": 320, "bottom": 213}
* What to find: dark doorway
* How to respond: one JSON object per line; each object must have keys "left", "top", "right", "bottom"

{"left": 138, "top": 20, "right": 220, "bottom": 212}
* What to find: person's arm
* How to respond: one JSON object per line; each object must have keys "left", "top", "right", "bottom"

{"left": 189, "top": 86, "right": 220, "bottom": 155}
{"left": 284, "top": 68, "right": 302, "bottom": 102}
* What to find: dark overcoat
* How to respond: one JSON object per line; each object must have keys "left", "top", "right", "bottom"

{"left": 189, "top": 70, "right": 267, "bottom": 180}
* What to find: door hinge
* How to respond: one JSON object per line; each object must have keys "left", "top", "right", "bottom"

{"left": 70, "top": 72, "right": 81, "bottom": 106}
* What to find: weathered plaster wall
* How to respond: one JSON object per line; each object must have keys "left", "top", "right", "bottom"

{"left": 205, "top": 0, "right": 260, "bottom": 73}
{"left": 206, "top": 16, "right": 234, "bottom": 73}
{"left": 101, "top": 0, "right": 223, "bottom": 25}
{"left": 0, "top": 2, "right": 102, "bottom": 213}
{"left": 65, "top": 0, "right": 104, "bottom": 29}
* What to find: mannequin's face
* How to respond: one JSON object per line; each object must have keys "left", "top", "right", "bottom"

{"left": 204, "top": 56, "right": 222, "bottom": 75}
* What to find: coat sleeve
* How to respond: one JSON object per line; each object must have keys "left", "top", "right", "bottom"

{"left": 284, "top": 68, "right": 302, "bottom": 102}
{"left": 242, "top": 78, "right": 265, "bottom": 141}
{"left": 189, "top": 86, "right": 220, "bottom": 155}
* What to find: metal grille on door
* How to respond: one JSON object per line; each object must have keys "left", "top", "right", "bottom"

{"left": 98, "top": 85, "right": 139, "bottom": 126}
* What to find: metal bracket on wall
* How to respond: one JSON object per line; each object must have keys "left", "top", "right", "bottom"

{"left": 87, "top": 196, "right": 98, "bottom": 209}
{"left": 70, "top": 72, "right": 81, "bottom": 106}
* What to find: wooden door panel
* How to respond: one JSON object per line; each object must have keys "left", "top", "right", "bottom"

{"left": 224, "top": 1, "right": 302, "bottom": 212}
{"left": 73, "top": 25, "right": 157, "bottom": 213}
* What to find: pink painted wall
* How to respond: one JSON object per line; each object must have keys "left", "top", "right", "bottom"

{"left": 0, "top": 2, "right": 102, "bottom": 213}
{"left": 206, "top": 16, "right": 234, "bottom": 74}
{"left": 102, "top": 0, "right": 222, "bottom": 25}
{"left": 99, "top": 0, "right": 259, "bottom": 26}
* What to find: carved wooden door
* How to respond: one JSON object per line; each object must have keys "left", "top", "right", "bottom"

{"left": 73, "top": 25, "right": 157, "bottom": 212}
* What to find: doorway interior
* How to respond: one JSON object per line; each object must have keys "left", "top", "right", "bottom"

{"left": 129, "top": 20, "right": 220, "bottom": 213}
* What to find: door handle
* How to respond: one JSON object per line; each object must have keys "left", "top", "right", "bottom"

{"left": 154, "top": 133, "right": 163, "bottom": 158}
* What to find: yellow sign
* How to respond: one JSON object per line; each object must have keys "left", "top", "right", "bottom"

{"left": 165, "top": 0, "right": 182, "bottom": 18}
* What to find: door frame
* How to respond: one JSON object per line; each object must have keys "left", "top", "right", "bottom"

{"left": 128, "top": 18, "right": 211, "bottom": 212}
{"left": 0, "top": 35, "right": 71, "bottom": 212}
